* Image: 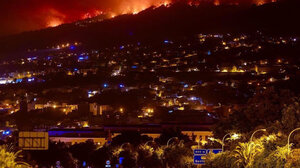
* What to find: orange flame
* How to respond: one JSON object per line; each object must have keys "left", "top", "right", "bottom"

{"left": 214, "top": 0, "right": 220, "bottom": 6}
{"left": 48, "top": 18, "right": 63, "bottom": 27}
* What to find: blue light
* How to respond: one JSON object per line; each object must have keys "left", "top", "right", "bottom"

{"left": 119, "top": 84, "right": 125, "bottom": 88}
{"left": 74, "top": 68, "right": 78, "bottom": 71}
{"left": 119, "top": 157, "right": 124, "bottom": 164}
{"left": 120, "top": 46, "right": 125, "bottom": 50}
{"left": 3, "top": 130, "right": 11, "bottom": 135}
{"left": 184, "top": 84, "right": 189, "bottom": 88}
{"left": 168, "top": 110, "right": 173, "bottom": 113}
{"left": 28, "top": 57, "right": 37, "bottom": 60}
{"left": 189, "top": 97, "right": 198, "bottom": 101}
{"left": 78, "top": 56, "right": 88, "bottom": 61}
{"left": 207, "top": 50, "right": 211, "bottom": 55}
{"left": 82, "top": 161, "right": 87, "bottom": 167}
{"left": 199, "top": 97, "right": 204, "bottom": 105}
{"left": 70, "top": 45, "right": 76, "bottom": 50}
{"left": 16, "top": 79, "right": 23, "bottom": 83}
{"left": 103, "top": 83, "right": 108, "bottom": 88}
{"left": 164, "top": 40, "right": 169, "bottom": 44}
{"left": 28, "top": 78, "right": 35, "bottom": 82}
{"left": 131, "top": 65, "right": 137, "bottom": 69}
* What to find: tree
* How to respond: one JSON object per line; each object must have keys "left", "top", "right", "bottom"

{"left": 0, "top": 145, "right": 30, "bottom": 168}
{"left": 119, "top": 150, "right": 137, "bottom": 168}
{"left": 69, "top": 140, "right": 96, "bottom": 165}
{"left": 204, "top": 151, "right": 235, "bottom": 168}
{"left": 252, "top": 145, "right": 289, "bottom": 168}
{"left": 281, "top": 97, "right": 300, "bottom": 133}
{"left": 111, "top": 131, "right": 152, "bottom": 147}
{"left": 163, "top": 141, "right": 194, "bottom": 168}
{"left": 243, "top": 88, "right": 293, "bottom": 127}
{"left": 232, "top": 142, "right": 264, "bottom": 168}
{"left": 213, "top": 110, "right": 251, "bottom": 138}
{"left": 213, "top": 88, "right": 296, "bottom": 137}
{"left": 205, "top": 133, "right": 300, "bottom": 168}
{"left": 113, "top": 143, "right": 138, "bottom": 168}
{"left": 28, "top": 142, "right": 76, "bottom": 168}
{"left": 90, "top": 146, "right": 112, "bottom": 168}
{"left": 155, "top": 128, "right": 191, "bottom": 145}
{"left": 137, "top": 144, "right": 163, "bottom": 168}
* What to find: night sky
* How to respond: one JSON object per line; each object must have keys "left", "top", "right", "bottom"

{"left": 0, "top": 0, "right": 274, "bottom": 36}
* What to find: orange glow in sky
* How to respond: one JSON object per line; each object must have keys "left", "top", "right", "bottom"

{"left": 44, "top": 0, "right": 272, "bottom": 28}
{"left": 48, "top": 18, "right": 63, "bottom": 27}
{"left": 0, "top": 0, "right": 276, "bottom": 36}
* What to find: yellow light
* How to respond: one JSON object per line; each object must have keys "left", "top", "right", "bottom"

{"left": 231, "top": 133, "right": 240, "bottom": 140}
{"left": 260, "top": 71, "right": 267, "bottom": 74}
{"left": 178, "top": 107, "right": 184, "bottom": 110}
{"left": 200, "top": 140, "right": 208, "bottom": 145}
{"left": 53, "top": 105, "right": 57, "bottom": 109}
{"left": 208, "top": 137, "right": 214, "bottom": 141}
{"left": 82, "top": 121, "right": 89, "bottom": 128}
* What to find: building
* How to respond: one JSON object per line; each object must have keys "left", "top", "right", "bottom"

{"left": 89, "top": 103, "right": 112, "bottom": 116}
{"left": 48, "top": 123, "right": 213, "bottom": 146}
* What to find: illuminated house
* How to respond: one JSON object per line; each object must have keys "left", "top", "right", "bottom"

{"left": 89, "top": 103, "right": 113, "bottom": 116}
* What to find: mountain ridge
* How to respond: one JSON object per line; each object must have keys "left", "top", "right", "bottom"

{"left": 0, "top": 0, "right": 299, "bottom": 59}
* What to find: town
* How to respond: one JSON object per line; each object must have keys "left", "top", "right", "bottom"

{"left": 0, "top": 0, "right": 300, "bottom": 167}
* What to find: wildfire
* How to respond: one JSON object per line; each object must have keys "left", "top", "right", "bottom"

{"left": 107, "top": 0, "right": 171, "bottom": 17}
{"left": 46, "top": 8, "right": 65, "bottom": 27}
{"left": 214, "top": 0, "right": 220, "bottom": 6}
{"left": 44, "top": 0, "right": 273, "bottom": 28}
{"left": 81, "top": 10, "right": 104, "bottom": 19}
{"left": 255, "top": 0, "right": 276, "bottom": 5}
{"left": 48, "top": 18, "right": 63, "bottom": 27}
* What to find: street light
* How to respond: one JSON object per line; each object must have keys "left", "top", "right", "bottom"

{"left": 250, "top": 129, "right": 267, "bottom": 142}
{"left": 197, "top": 139, "right": 207, "bottom": 149}
{"left": 145, "top": 140, "right": 154, "bottom": 146}
{"left": 167, "top": 137, "right": 178, "bottom": 147}
{"left": 287, "top": 128, "right": 300, "bottom": 155}
{"left": 222, "top": 133, "right": 240, "bottom": 152}
{"left": 120, "top": 142, "right": 129, "bottom": 149}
